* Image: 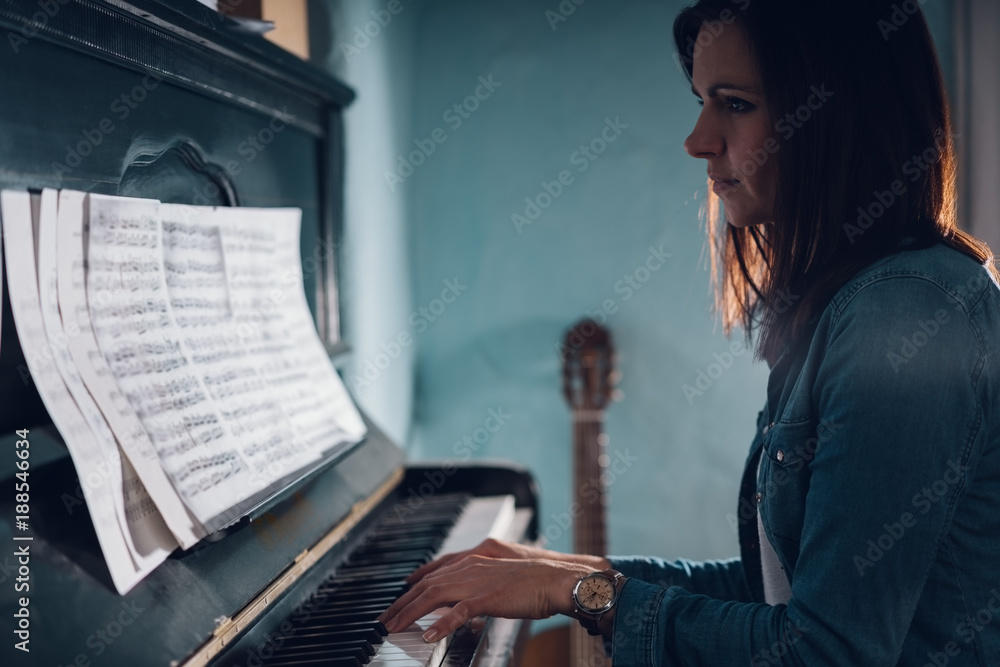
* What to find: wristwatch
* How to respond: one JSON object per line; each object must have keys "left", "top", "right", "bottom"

{"left": 572, "top": 569, "right": 625, "bottom": 636}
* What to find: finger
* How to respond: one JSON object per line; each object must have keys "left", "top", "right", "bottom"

{"left": 382, "top": 588, "right": 448, "bottom": 633}
{"left": 408, "top": 539, "right": 515, "bottom": 584}
{"left": 378, "top": 584, "right": 421, "bottom": 629}
{"left": 382, "top": 572, "right": 478, "bottom": 633}
{"left": 379, "top": 568, "right": 455, "bottom": 631}
{"left": 407, "top": 551, "right": 466, "bottom": 584}
{"left": 420, "top": 600, "right": 478, "bottom": 643}
{"left": 412, "top": 539, "right": 504, "bottom": 576}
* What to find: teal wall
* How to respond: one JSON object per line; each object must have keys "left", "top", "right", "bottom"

{"left": 311, "top": 0, "right": 954, "bottom": 594}
{"left": 311, "top": 0, "right": 419, "bottom": 446}
{"left": 400, "top": 0, "right": 758, "bottom": 568}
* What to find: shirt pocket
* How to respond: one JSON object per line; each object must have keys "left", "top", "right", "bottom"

{"left": 757, "top": 418, "right": 817, "bottom": 563}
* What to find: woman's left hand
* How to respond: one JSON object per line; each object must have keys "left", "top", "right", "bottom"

{"left": 377, "top": 555, "right": 592, "bottom": 642}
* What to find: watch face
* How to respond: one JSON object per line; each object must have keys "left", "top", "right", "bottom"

{"left": 575, "top": 574, "right": 615, "bottom": 613}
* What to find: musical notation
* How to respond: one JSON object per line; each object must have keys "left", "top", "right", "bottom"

{"left": 0, "top": 189, "right": 366, "bottom": 593}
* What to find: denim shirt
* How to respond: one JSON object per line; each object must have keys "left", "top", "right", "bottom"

{"left": 607, "top": 242, "right": 1000, "bottom": 666}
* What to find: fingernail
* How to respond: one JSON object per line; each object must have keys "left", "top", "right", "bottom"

{"left": 384, "top": 618, "right": 397, "bottom": 633}
{"left": 423, "top": 628, "right": 439, "bottom": 643}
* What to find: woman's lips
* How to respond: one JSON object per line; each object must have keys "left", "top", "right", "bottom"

{"left": 712, "top": 179, "right": 740, "bottom": 195}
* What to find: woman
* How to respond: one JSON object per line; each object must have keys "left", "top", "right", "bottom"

{"left": 380, "top": 1, "right": 1000, "bottom": 664}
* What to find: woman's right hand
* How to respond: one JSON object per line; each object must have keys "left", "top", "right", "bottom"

{"left": 406, "top": 537, "right": 610, "bottom": 585}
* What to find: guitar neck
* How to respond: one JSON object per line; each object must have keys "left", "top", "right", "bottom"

{"left": 572, "top": 411, "right": 607, "bottom": 557}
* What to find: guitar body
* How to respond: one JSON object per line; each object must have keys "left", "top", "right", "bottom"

{"left": 522, "top": 319, "right": 616, "bottom": 667}
{"left": 520, "top": 625, "right": 570, "bottom": 667}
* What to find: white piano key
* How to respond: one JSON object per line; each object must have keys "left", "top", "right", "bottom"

{"left": 434, "top": 494, "right": 516, "bottom": 557}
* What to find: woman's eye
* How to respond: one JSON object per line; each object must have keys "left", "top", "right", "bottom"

{"left": 725, "top": 97, "right": 754, "bottom": 114}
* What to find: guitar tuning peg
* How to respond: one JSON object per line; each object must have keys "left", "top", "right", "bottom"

{"left": 611, "top": 388, "right": 624, "bottom": 403}
{"left": 609, "top": 370, "right": 622, "bottom": 387}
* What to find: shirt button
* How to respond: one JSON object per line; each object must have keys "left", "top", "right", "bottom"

{"left": 763, "top": 422, "right": 773, "bottom": 435}
{"left": 755, "top": 492, "right": 762, "bottom": 503}
{"left": 776, "top": 450, "right": 785, "bottom": 462}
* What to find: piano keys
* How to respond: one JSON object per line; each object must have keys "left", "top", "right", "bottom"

{"left": 189, "top": 487, "right": 534, "bottom": 667}
{"left": 223, "top": 494, "right": 517, "bottom": 667}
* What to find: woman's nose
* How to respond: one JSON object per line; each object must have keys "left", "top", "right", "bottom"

{"left": 684, "top": 111, "right": 723, "bottom": 159}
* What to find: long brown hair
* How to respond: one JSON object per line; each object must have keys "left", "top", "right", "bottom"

{"left": 674, "top": 0, "right": 997, "bottom": 364}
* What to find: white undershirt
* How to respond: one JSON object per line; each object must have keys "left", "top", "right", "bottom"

{"left": 757, "top": 457, "right": 793, "bottom": 605}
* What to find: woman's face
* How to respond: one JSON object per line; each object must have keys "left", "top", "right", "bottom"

{"left": 684, "top": 23, "right": 776, "bottom": 228}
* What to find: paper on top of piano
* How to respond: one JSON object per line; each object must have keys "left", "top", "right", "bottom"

{"left": 0, "top": 189, "right": 367, "bottom": 594}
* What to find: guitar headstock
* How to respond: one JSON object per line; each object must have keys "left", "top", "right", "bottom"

{"left": 561, "top": 319, "right": 617, "bottom": 413}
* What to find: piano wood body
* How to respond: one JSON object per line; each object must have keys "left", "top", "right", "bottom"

{"left": 0, "top": 1, "right": 539, "bottom": 664}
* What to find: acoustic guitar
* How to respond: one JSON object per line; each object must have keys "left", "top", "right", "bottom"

{"left": 522, "top": 319, "right": 617, "bottom": 667}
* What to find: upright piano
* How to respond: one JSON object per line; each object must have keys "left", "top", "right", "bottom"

{"left": 0, "top": 1, "right": 539, "bottom": 664}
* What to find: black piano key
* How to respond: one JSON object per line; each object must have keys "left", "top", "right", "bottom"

{"left": 280, "top": 628, "right": 381, "bottom": 649}
{"left": 365, "top": 531, "right": 443, "bottom": 543}
{"left": 286, "top": 620, "right": 388, "bottom": 638}
{"left": 336, "top": 563, "right": 424, "bottom": 578}
{"left": 263, "top": 656, "right": 361, "bottom": 667}
{"left": 327, "top": 569, "right": 412, "bottom": 584}
{"left": 315, "top": 586, "right": 406, "bottom": 611}
{"left": 346, "top": 549, "right": 434, "bottom": 566}
{"left": 310, "top": 600, "right": 396, "bottom": 615}
{"left": 293, "top": 615, "right": 383, "bottom": 629}
{"left": 317, "top": 595, "right": 405, "bottom": 610}
{"left": 320, "top": 586, "right": 406, "bottom": 604}
{"left": 441, "top": 624, "right": 480, "bottom": 667}
{"left": 267, "top": 641, "right": 373, "bottom": 661}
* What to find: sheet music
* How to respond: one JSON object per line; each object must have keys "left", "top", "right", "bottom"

{"left": 36, "top": 189, "right": 178, "bottom": 571}
{"left": 1, "top": 189, "right": 155, "bottom": 594}
{"left": 212, "top": 206, "right": 366, "bottom": 459}
{"left": 86, "top": 194, "right": 269, "bottom": 524}
{"left": 55, "top": 190, "right": 204, "bottom": 548}
{"left": 158, "top": 204, "right": 319, "bottom": 488}
{"left": 4, "top": 188, "right": 366, "bottom": 588}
